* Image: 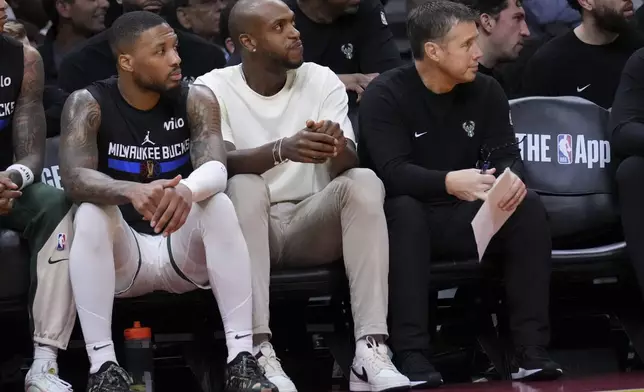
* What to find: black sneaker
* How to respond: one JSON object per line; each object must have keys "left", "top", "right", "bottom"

{"left": 86, "top": 362, "right": 132, "bottom": 392}
{"left": 511, "top": 346, "right": 563, "bottom": 381}
{"left": 394, "top": 350, "right": 443, "bottom": 389}
{"left": 224, "top": 352, "right": 278, "bottom": 392}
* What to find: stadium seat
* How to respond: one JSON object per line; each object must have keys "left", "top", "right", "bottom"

{"left": 509, "top": 96, "right": 625, "bottom": 263}
{"left": 509, "top": 96, "right": 643, "bottom": 363}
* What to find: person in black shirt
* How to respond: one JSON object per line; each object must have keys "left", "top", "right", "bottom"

{"left": 610, "top": 48, "right": 644, "bottom": 303}
{"left": 174, "top": 0, "right": 226, "bottom": 45}
{"left": 228, "top": 0, "right": 402, "bottom": 105}
{"left": 456, "top": 0, "right": 530, "bottom": 97}
{"left": 40, "top": 0, "right": 110, "bottom": 84}
{"left": 359, "top": 0, "right": 562, "bottom": 386}
{"left": 59, "top": 11, "right": 276, "bottom": 392}
{"left": 57, "top": 0, "right": 227, "bottom": 94}
{"left": 0, "top": 15, "right": 77, "bottom": 392}
{"left": 521, "top": 0, "right": 642, "bottom": 108}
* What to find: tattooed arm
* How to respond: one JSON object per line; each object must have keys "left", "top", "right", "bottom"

{"left": 59, "top": 89, "right": 138, "bottom": 205}
{"left": 186, "top": 84, "right": 227, "bottom": 168}
{"left": 6, "top": 46, "right": 46, "bottom": 187}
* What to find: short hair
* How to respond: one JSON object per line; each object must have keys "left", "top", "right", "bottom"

{"left": 108, "top": 11, "right": 168, "bottom": 55}
{"left": 408, "top": 0, "right": 479, "bottom": 59}
{"left": 457, "top": 0, "right": 511, "bottom": 16}
{"left": 566, "top": 0, "right": 581, "bottom": 11}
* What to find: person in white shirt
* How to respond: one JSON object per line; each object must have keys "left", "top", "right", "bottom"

{"left": 195, "top": 0, "right": 410, "bottom": 391}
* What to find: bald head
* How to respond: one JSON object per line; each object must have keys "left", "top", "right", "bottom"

{"left": 229, "top": 0, "right": 271, "bottom": 46}
{"left": 228, "top": 0, "right": 304, "bottom": 69}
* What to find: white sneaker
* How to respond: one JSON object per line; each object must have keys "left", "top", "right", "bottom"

{"left": 255, "top": 341, "right": 297, "bottom": 392}
{"left": 350, "top": 337, "right": 410, "bottom": 392}
{"left": 25, "top": 361, "right": 73, "bottom": 392}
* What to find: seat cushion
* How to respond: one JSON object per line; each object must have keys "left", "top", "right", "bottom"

{"left": 0, "top": 229, "right": 29, "bottom": 300}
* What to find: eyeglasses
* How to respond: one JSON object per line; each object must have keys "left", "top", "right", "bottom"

{"left": 476, "top": 135, "right": 525, "bottom": 173}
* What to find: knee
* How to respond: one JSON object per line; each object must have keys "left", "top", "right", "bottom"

{"left": 333, "top": 168, "right": 385, "bottom": 207}
{"left": 384, "top": 195, "right": 425, "bottom": 220}
{"left": 200, "top": 193, "right": 237, "bottom": 221}
{"left": 226, "top": 174, "right": 270, "bottom": 215}
{"left": 23, "top": 183, "right": 71, "bottom": 214}
{"left": 616, "top": 156, "right": 644, "bottom": 188}
{"left": 515, "top": 189, "right": 548, "bottom": 223}
{"left": 74, "top": 203, "right": 119, "bottom": 233}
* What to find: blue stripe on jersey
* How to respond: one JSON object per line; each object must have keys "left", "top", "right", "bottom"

{"left": 0, "top": 118, "right": 8, "bottom": 131}
{"left": 108, "top": 154, "right": 190, "bottom": 174}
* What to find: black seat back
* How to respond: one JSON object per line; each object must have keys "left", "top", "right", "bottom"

{"left": 41, "top": 136, "right": 62, "bottom": 189}
{"left": 509, "top": 96, "right": 619, "bottom": 247}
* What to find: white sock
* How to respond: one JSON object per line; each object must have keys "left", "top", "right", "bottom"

{"left": 69, "top": 204, "right": 118, "bottom": 374}
{"left": 86, "top": 341, "right": 118, "bottom": 374}
{"left": 194, "top": 195, "right": 254, "bottom": 363}
{"left": 31, "top": 344, "right": 58, "bottom": 374}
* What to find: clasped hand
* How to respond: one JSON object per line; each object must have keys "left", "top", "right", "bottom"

{"left": 281, "top": 119, "right": 347, "bottom": 163}
{"left": 0, "top": 172, "right": 22, "bottom": 216}
{"left": 445, "top": 168, "right": 527, "bottom": 211}
{"left": 127, "top": 175, "right": 193, "bottom": 237}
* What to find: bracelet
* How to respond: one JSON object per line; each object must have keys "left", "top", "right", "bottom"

{"left": 272, "top": 139, "right": 280, "bottom": 166}
{"left": 272, "top": 138, "right": 288, "bottom": 166}
{"left": 6, "top": 163, "right": 34, "bottom": 190}
{"left": 278, "top": 138, "right": 285, "bottom": 163}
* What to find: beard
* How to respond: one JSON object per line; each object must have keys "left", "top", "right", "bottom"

{"left": 134, "top": 73, "right": 183, "bottom": 101}
{"left": 593, "top": 5, "right": 631, "bottom": 33}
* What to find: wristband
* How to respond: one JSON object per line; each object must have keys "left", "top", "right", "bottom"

{"left": 180, "top": 160, "right": 228, "bottom": 202}
{"left": 6, "top": 164, "right": 34, "bottom": 190}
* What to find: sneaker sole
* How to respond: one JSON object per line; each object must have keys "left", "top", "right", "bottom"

{"left": 349, "top": 381, "right": 411, "bottom": 392}
{"left": 512, "top": 367, "right": 563, "bottom": 381}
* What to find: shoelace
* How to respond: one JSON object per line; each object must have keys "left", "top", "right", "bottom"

{"left": 365, "top": 336, "right": 397, "bottom": 371}
{"left": 259, "top": 345, "right": 287, "bottom": 374}
{"left": 239, "top": 355, "right": 265, "bottom": 377}
{"left": 40, "top": 373, "right": 73, "bottom": 390}
{"left": 95, "top": 365, "right": 131, "bottom": 390}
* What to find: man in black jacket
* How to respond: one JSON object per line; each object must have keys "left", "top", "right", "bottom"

{"left": 358, "top": 0, "right": 562, "bottom": 387}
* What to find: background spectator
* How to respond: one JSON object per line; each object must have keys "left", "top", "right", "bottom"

{"left": 40, "top": 0, "right": 110, "bottom": 85}
{"left": 521, "top": 0, "right": 643, "bottom": 108}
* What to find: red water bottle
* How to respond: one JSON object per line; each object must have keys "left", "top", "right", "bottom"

{"left": 124, "top": 321, "right": 154, "bottom": 392}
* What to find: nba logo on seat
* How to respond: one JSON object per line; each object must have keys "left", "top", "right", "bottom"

{"left": 557, "top": 134, "right": 573, "bottom": 165}
{"left": 56, "top": 233, "right": 66, "bottom": 251}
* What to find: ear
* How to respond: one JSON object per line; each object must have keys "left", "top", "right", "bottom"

{"left": 117, "top": 53, "right": 134, "bottom": 73}
{"left": 239, "top": 33, "right": 256, "bottom": 53}
{"left": 423, "top": 41, "right": 443, "bottom": 62}
{"left": 479, "top": 13, "right": 496, "bottom": 34}
{"left": 175, "top": 7, "right": 192, "bottom": 30}
{"left": 55, "top": 0, "right": 73, "bottom": 19}
{"left": 577, "top": 0, "right": 592, "bottom": 11}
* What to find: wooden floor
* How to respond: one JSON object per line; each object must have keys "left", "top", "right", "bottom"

{"left": 328, "top": 373, "right": 644, "bottom": 392}
{"left": 438, "top": 373, "right": 644, "bottom": 391}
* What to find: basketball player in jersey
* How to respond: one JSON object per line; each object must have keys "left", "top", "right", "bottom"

{"left": 59, "top": 11, "right": 276, "bottom": 392}
{"left": 0, "top": 2, "right": 77, "bottom": 391}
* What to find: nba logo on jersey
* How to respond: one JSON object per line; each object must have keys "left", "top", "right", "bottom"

{"left": 557, "top": 134, "right": 573, "bottom": 165}
{"left": 56, "top": 233, "right": 66, "bottom": 251}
